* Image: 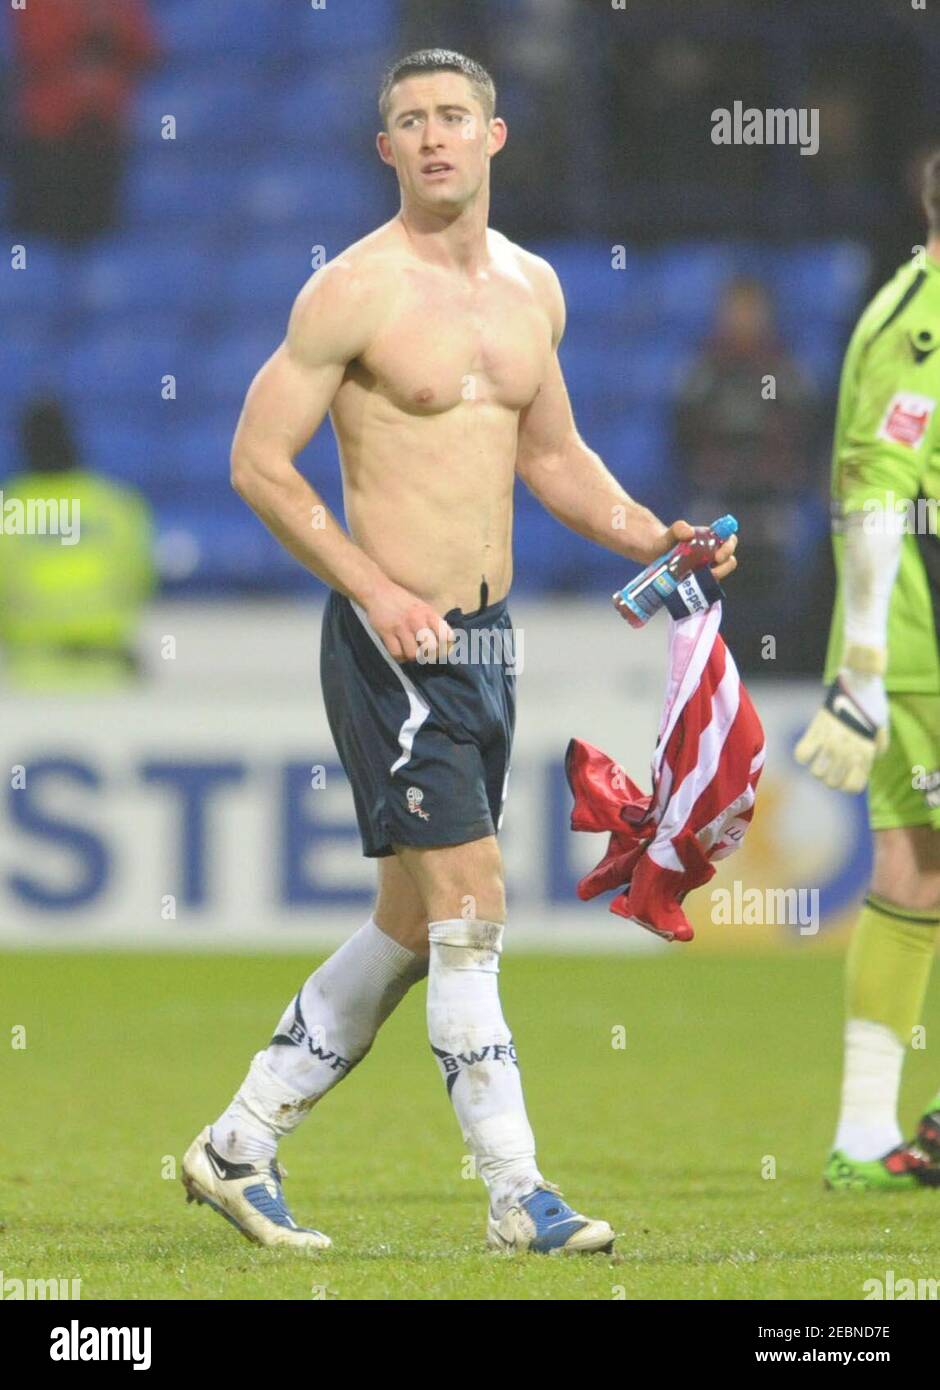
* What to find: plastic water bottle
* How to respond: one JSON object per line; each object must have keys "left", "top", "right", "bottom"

{"left": 612, "top": 515, "right": 738, "bottom": 628}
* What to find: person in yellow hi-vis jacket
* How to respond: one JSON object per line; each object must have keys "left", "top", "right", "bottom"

{"left": 0, "top": 397, "right": 155, "bottom": 690}
{"left": 795, "top": 151, "right": 940, "bottom": 1190}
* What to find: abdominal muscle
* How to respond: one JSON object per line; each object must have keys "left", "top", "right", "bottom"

{"left": 331, "top": 391, "right": 518, "bottom": 616}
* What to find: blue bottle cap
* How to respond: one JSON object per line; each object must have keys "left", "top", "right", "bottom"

{"left": 710, "top": 514, "right": 738, "bottom": 540}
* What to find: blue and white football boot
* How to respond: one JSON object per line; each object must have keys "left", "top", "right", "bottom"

{"left": 487, "top": 1182, "right": 615, "bottom": 1254}
{"left": 181, "top": 1126, "right": 331, "bottom": 1252}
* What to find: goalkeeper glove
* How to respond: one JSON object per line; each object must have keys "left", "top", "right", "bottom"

{"left": 795, "top": 661, "right": 888, "bottom": 794}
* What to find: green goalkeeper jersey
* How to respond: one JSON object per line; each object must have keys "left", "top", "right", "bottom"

{"left": 824, "top": 252, "right": 940, "bottom": 694}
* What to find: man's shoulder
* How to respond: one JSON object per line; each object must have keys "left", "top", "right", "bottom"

{"left": 489, "top": 230, "right": 565, "bottom": 338}
{"left": 490, "top": 230, "right": 561, "bottom": 291}
{"left": 848, "top": 259, "right": 940, "bottom": 386}
{"left": 287, "top": 222, "right": 404, "bottom": 340}
{"left": 854, "top": 260, "right": 932, "bottom": 344}
{"left": 303, "top": 222, "right": 404, "bottom": 296}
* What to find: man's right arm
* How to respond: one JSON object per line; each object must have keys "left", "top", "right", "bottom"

{"left": 230, "top": 260, "right": 386, "bottom": 605}
{"left": 230, "top": 260, "right": 454, "bottom": 661}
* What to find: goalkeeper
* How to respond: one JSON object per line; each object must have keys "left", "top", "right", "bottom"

{"left": 796, "top": 149, "right": 940, "bottom": 1189}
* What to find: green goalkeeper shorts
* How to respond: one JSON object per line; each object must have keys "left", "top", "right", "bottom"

{"left": 868, "top": 693, "right": 940, "bottom": 831}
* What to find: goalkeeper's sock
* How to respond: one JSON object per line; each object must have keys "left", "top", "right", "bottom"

{"left": 211, "top": 917, "right": 428, "bottom": 1164}
{"left": 427, "top": 918, "right": 542, "bottom": 1218}
{"left": 834, "top": 895, "right": 939, "bottom": 1161}
{"left": 834, "top": 1021, "right": 905, "bottom": 1160}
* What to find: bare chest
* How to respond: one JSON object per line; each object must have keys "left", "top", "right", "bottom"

{"left": 357, "top": 274, "right": 550, "bottom": 415}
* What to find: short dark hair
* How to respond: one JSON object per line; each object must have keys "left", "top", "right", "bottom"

{"left": 378, "top": 48, "right": 496, "bottom": 125}
{"left": 922, "top": 148, "right": 940, "bottom": 235}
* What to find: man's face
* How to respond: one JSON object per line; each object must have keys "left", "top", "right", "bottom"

{"left": 378, "top": 72, "right": 505, "bottom": 210}
{"left": 720, "top": 287, "right": 773, "bottom": 350}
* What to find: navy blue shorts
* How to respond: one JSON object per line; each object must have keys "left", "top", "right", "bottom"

{"left": 320, "top": 589, "right": 517, "bottom": 858}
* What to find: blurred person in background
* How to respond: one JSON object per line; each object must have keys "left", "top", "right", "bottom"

{"left": 9, "top": 0, "right": 157, "bottom": 245}
{"left": 674, "top": 276, "right": 822, "bottom": 670}
{"left": 795, "top": 149, "right": 940, "bottom": 1192}
{"left": 0, "top": 397, "right": 155, "bottom": 691}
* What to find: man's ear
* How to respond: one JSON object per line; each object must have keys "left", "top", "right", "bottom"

{"left": 487, "top": 117, "right": 508, "bottom": 157}
{"left": 376, "top": 131, "right": 395, "bottom": 167}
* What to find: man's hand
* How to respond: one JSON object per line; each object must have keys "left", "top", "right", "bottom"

{"left": 794, "top": 669, "right": 889, "bottom": 793}
{"left": 648, "top": 519, "right": 738, "bottom": 582}
{"left": 363, "top": 579, "right": 456, "bottom": 664}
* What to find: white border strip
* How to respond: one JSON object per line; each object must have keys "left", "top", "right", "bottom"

{"left": 350, "top": 601, "right": 430, "bottom": 774}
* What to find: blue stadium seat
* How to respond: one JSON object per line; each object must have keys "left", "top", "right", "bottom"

{"left": 155, "top": 505, "right": 314, "bottom": 594}
{"left": 124, "top": 154, "right": 234, "bottom": 231}
{"left": 789, "top": 493, "right": 830, "bottom": 569}
{"left": 789, "top": 325, "right": 847, "bottom": 389}
{"left": 0, "top": 332, "right": 63, "bottom": 441}
{"left": 71, "top": 307, "right": 203, "bottom": 353}
{"left": 533, "top": 239, "right": 648, "bottom": 327}
{"left": 62, "top": 328, "right": 195, "bottom": 408}
{"left": 79, "top": 416, "right": 173, "bottom": 490}
{"left": 559, "top": 341, "right": 623, "bottom": 416}
{"left": 295, "top": 428, "right": 344, "bottom": 492}
{"left": 163, "top": 384, "right": 341, "bottom": 491}
{"left": 223, "top": 243, "right": 316, "bottom": 316}
{"left": 199, "top": 332, "right": 281, "bottom": 407}
{"left": 154, "top": 0, "right": 288, "bottom": 60}
{"left": 172, "top": 414, "right": 239, "bottom": 484}
{"left": 590, "top": 416, "right": 676, "bottom": 524}
{"left": 777, "top": 242, "right": 871, "bottom": 326}
{"left": 292, "top": 0, "right": 398, "bottom": 53}
{"left": 512, "top": 493, "right": 565, "bottom": 589}
{"left": 514, "top": 495, "right": 627, "bottom": 594}
{"left": 132, "top": 71, "right": 270, "bottom": 150}
{"left": 273, "top": 72, "right": 379, "bottom": 145}
{"left": 587, "top": 412, "right": 670, "bottom": 479}
{"left": 168, "top": 415, "right": 345, "bottom": 523}
{"left": 619, "top": 339, "right": 696, "bottom": 406}
{"left": 2, "top": 241, "right": 70, "bottom": 317}
{"left": 232, "top": 159, "right": 378, "bottom": 235}
{"left": 561, "top": 337, "right": 691, "bottom": 417}
{"left": 645, "top": 243, "right": 737, "bottom": 336}
{"left": 74, "top": 237, "right": 221, "bottom": 318}
{"left": 154, "top": 504, "right": 243, "bottom": 590}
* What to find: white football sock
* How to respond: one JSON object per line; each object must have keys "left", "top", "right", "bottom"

{"left": 427, "top": 918, "right": 542, "bottom": 1218}
{"left": 833, "top": 1019, "right": 905, "bottom": 1160}
{"left": 211, "top": 917, "right": 427, "bottom": 1164}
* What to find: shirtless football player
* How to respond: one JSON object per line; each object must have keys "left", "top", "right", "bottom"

{"left": 181, "top": 48, "right": 737, "bottom": 1255}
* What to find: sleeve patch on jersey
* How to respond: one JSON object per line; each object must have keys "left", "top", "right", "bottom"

{"left": 876, "top": 391, "right": 936, "bottom": 448}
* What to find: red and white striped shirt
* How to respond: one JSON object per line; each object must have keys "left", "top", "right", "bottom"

{"left": 566, "top": 604, "right": 766, "bottom": 941}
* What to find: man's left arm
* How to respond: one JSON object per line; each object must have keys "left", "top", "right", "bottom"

{"left": 515, "top": 260, "right": 737, "bottom": 577}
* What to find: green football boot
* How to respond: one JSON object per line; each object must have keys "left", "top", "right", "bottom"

{"left": 824, "top": 1144, "right": 940, "bottom": 1191}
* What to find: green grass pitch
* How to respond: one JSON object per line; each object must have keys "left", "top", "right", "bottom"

{"left": 2, "top": 949, "right": 938, "bottom": 1301}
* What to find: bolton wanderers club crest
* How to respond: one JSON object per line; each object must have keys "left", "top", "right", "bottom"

{"left": 406, "top": 786, "right": 430, "bottom": 820}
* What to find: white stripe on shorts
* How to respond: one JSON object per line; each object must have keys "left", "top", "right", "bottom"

{"left": 351, "top": 602, "right": 431, "bottom": 774}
